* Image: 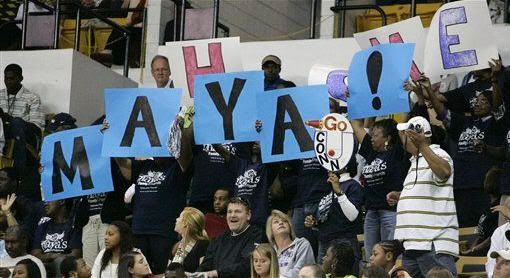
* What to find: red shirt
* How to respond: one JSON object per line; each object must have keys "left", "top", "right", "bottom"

{"left": 204, "top": 213, "right": 229, "bottom": 239}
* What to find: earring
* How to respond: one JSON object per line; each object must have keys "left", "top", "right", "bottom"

{"left": 384, "top": 141, "right": 388, "bottom": 151}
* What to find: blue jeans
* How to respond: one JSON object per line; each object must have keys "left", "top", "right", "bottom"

{"left": 363, "top": 209, "right": 396, "bottom": 261}
{"left": 292, "top": 206, "right": 318, "bottom": 257}
{"left": 402, "top": 249, "right": 457, "bottom": 278}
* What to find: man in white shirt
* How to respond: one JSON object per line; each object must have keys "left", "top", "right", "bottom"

{"left": 486, "top": 198, "right": 510, "bottom": 277}
{"left": 0, "top": 225, "right": 46, "bottom": 277}
{"left": 394, "top": 116, "right": 458, "bottom": 278}
{"left": 1, "top": 64, "right": 44, "bottom": 174}
{"left": 151, "top": 55, "right": 174, "bottom": 88}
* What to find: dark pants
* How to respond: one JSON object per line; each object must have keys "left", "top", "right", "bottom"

{"left": 4, "top": 117, "right": 41, "bottom": 174}
{"left": 402, "top": 249, "right": 457, "bottom": 278}
{"left": 454, "top": 188, "right": 490, "bottom": 227}
{"left": 135, "top": 234, "right": 174, "bottom": 274}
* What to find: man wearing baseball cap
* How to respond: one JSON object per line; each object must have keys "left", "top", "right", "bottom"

{"left": 261, "top": 54, "right": 295, "bottom": 91}
{"left": 490, "top": 249, "right": 510, "bottom": 278}
{"left": 393, "top": 116, "right": 458, "bottom": 278}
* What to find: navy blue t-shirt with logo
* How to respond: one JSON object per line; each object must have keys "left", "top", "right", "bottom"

{"left": 449, "top": 112, "right": 505, "bottom": 189}
{"left": 132, "top": 158, "right": 190, "bottom": 237}
{"left": 229, "top": 157, "right": 277, "bottom": 226}
{"left": 359, "top": 134, "right": 406, "bottom": 211}
{"left": 33, "top": 218, "right": 82, "bottom": 254}
{"left": 317, "top": 178, "right": 363, "bottom": 242}
{"left": 189, "top": 144, "right": 249, "bottom": 205}
{"left": 294, "top": 158, "right": 329, "bottom": 207}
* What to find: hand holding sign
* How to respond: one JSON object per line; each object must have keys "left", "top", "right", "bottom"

{"left": 41, "top": 126, "right": 113, "bottom": 201}
{"left": 307, "top": 113, "right": 355, "bottom": 172}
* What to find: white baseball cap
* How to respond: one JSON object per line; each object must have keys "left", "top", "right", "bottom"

{"left": 491, "top": 249, "right": 510, "bottom": 260}
{"left": 396, "top": 116, "right": 432, "bottom": 137}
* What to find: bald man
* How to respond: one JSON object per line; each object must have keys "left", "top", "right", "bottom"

{"left": 486, "top": 197, "right": 510, "bottom": 277}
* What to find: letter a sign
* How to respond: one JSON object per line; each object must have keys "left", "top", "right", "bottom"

{"left": 41, "top": 126, "right": 114, "bottom": 201}
{"left": 424, "top": 0, "right": 498, "bottom": 76}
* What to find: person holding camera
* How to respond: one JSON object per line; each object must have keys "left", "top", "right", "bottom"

{"left": 393, "top": 116, "right": 458, "bottom": 278}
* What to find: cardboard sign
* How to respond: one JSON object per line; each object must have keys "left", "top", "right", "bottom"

{"left": 41, "top": 126, "right": 114, "bottom": 201}
{"left": 161, "top": 37, "right": 243, "bottom": 106}
{"left": 348, "top": 43, "right": 414, "bottom": 119}
{"left": 103, "top": 88, "right": 182, "bottom": 157}
{"left": 194, "top": 71, "right": 262, "bottom": 144}
{"left": 354, "top": 16, "right": 425, "bottom": 82}
{"left": 308, "top": 113, "right": 355, "bottom": 171}
{"left": 257, "top": 85, "right": 329, "bottom": 163}
{"left": 308, "top": 64, "right": 349, "bottom": 101}
{"left": 424, "top": 0, "right": 498, "bottom": 76}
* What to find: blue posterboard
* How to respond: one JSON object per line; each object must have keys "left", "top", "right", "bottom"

{"left": 194, "top": 71, "right": 262, "bottom": 144}
{"left": 41, "top": 125, "right": 114, "bottom": 201}
{"left": 348, "top": 43, "right": 415, "bottom": 119}
{"left": 102, "top": 88, "right": 182, "bottom": 157}
{"left": 257, "top": 85, "right": 329, "bottom": 163}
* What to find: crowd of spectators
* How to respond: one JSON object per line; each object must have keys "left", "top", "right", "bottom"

{"left": 0, "top": 34, "right": 509, "bottom": 278}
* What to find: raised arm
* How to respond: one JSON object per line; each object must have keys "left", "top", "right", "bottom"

{"left": 351, "top": 119, "right": 367, "bottom": 144}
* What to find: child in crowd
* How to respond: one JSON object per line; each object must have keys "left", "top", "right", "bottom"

{"left": 250, "top": 243, "right": 279, "bottom": 278}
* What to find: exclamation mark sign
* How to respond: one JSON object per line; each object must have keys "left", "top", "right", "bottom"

{"left": 367, "top": 51, "right": 383, "bottom": 110}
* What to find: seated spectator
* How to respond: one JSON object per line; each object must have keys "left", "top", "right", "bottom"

{"left": 491, "top": 249, "right": 510, "bottom": 278}
{"left": 60, "top": 256, "right": 92, "bottom": 278}
{"left": 266, "top": 209, "right": 314, "bottom": 278}
{"left": 486, "top": 198, "right": 510, "bottom": 277}
{"left": 0, "top": 167, "right": 38, "bottom": 238}
{"left": 204, "top": 188, "right": 230, "bottom": 239}
{"left": 171, "top": 207, "right": 209, "bottom": 272}
{"left": 191, "top": 197, "right": 267, "bottom": 277}
{"left": 0, "top": 64, "right": 44, "bottom": 175}
{"left": 261, "top": 55, "right": 296, "bottom": 91}
{"left": 298, "top": 264, "right": 326, "bottom": 278}
{"left": 306, "top": 160, "right": 362, "bottom": 266}
{"left": 425, "top": 266, "right": 454, "bottom": 278}
{"left": 12, "top": 258, "right": 42, "bottom": 278}
{"left": 394, "top": 116, "right": 458, "bottom": 277}
{"left": 369, "top": 240, "right": 409, "bottom": 278}
{"left": 91, "top": 221, "right": 135, "bottom": 278}
{"left": 117, "top": 251, "right": 151, "bottom": 278}
{"left": 322, "top": 239, "right": 356, "bottom": 278}
{"left": 31, "top": 199, "right": 82, "bottom": 276}
{"left": 463, "top": 167, "right": 502, "bottom": 256}
{"left": 164, "top": 262, "right": 185, "bottom": 278}
{"left": 350, "top": 117, "right": 406, "bottom": 260}
{"left": 360, "top": 265, "right": 389, "bottom": 278}
{"left": 0, "top": 225, "right": 46, "bottom": 277}
{"left": 250, "top": 243, "right": 279, "bottom": 278}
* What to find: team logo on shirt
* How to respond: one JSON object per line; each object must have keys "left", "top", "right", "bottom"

{"left": 137, "top": 171, "right": 166, "bottom": 185}
{"left": 362, "top": 158, "right": 387, "bottom": 174}
{"left": 506, "top": 131, "right": 510, "bottom": 151}
{"left": 41, "top": 232, "right": 68, "bottom": 252}
{"left": 458, "top": 126, "right": 484, "bottom": 152}
{"left": 235, "top": 169, "right": 260, "bottom": 189}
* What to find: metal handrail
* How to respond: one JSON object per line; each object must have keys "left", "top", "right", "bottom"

{"left": 16, "top": 0, "right": 144, "bottom": 77}
{"left": 310, "top": 0, "right": 318, "bottom": 39}
{"left": 330, "top": 3, "right": 388, "bottom": 38}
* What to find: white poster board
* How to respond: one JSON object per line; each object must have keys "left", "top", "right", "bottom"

{"left": 160, "top": 37, "right": 243, "bottom": 106}
{"left": 424, "top": 0, "right": 498, "bottom": 77}
{"left": 308, "top": 64, "right": 348, "bottom": 101}
{"left": 354, "top": 16, "right": 425, "bottom": 82}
